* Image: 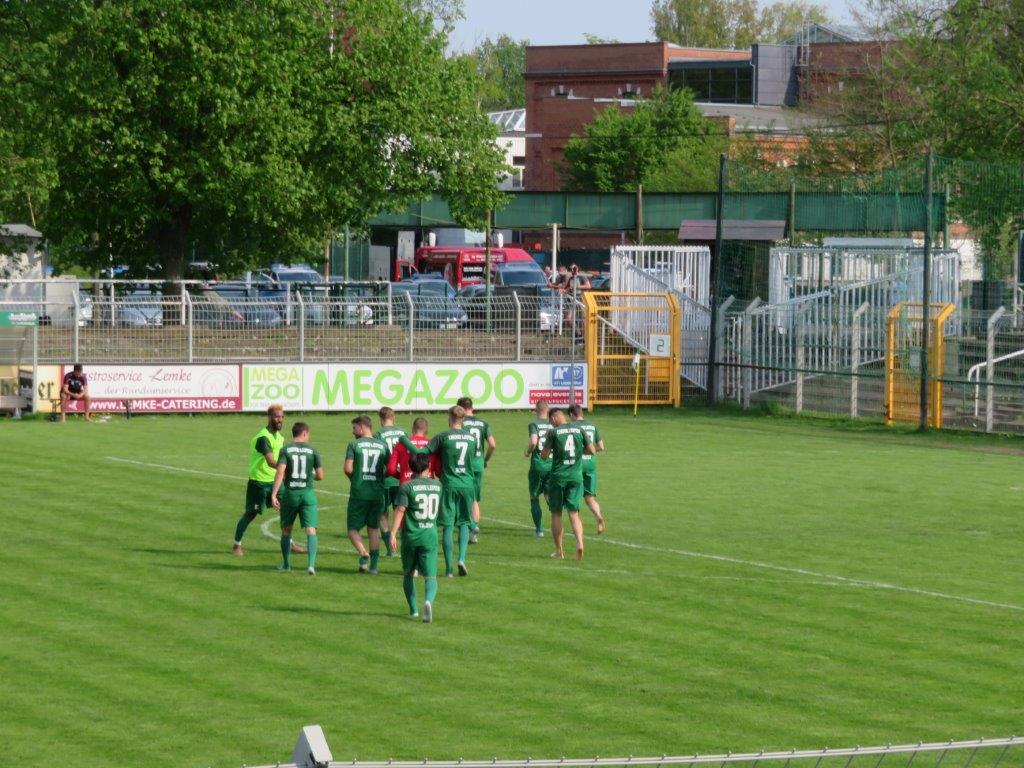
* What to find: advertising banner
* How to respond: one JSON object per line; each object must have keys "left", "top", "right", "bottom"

{"left": 241, "top": 363, "right": 587, "bottom": 412}
{"left": 0, "top": 310, "right": 38, "bottom": 327}
{"left": 60, "top": 364, "right": 241, "bottom": 414}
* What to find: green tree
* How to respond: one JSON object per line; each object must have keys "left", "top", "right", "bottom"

{"left": 651, "top": 0, "right": 831, "bottom": 48}
{"left": 1, "top": 0, "right": 505, "bottom": 280}
{"left": 466, "top": 35, "right": 529, "bottom": 111}
{"left": 561, "top": 87, "right": 723, "bottom": 192}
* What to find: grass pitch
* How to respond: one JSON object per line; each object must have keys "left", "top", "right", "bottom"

{"left": 2, "top": 409, "right": 1022, "bottom": 768}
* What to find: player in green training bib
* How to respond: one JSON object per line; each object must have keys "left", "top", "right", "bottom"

{"left": 232, "top": 404, "right": 305, "bottom": 557}
{"left": 390, "top": 453, "right": 442, "bottom": 622}
{"left": 458, "top": 396, "right": 495, "bottom": 544}
{"left": 374, "top": 406, "right": 407, "bottom": 556}
{"left": 345, "top": 414, "right": 390, "bottom": 574}
{"left": 401, "top": 404, "right": 478, "bottom": 577}
{"left": 270, "top": 422, "right": 324, "bottom": 574}
{"left": 569, "top": 403, "right": 606, "bottom": 534}
{"left": 541, "top": 408, "right": 594, "bottom": 560}
{"left": 523, "top": 398, "right": 553, "bottom": 537}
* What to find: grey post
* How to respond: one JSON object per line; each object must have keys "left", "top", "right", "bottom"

{"left": 72, "top": 289, "right": 80, "bottom": 361}
{"left": 297, "top": 292, "right": 305, "bottom": 363}
{"left": 741, "top": 298, "right": 762, "bottom": 409}
{"left": 512, "top": 291, "right": 522, "bottom": 362}
{"left": 850, "top": 301, "right": 869, "bottom": 418}
{"left": 795, "top": 306, "right": 805, "bottom": 414}
{"left": 406, "top": 291, "right": 415, "bottom": 362}
{"left": 985, "top": 307, "right": 1005, "bottom": 433}
{"left": 715, "top": 295, "right": 735, "bottom": 402}
{"left": 184, "top": 288, "right": 194, "bottom": 363}
{"left": 919, "top": 146, "right": 934, "bottom": 429}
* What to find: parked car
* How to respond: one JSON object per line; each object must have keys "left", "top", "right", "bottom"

{"left": 391, "top": 280, "right": 467, "bottom": 329}
{"left": 326, "top": 278, "right": 383, "bottom": 326}
{"left": 194, "top": 287, "right": 283, "bottom": 328}
{"left": 456, "top": 284, "right": 562, "bottom": 332}
{"left": 494, "top": 263, "right": 549, "bottom": 288}
{"left": 117, "top": 289, "right": 164, "bottom": 327}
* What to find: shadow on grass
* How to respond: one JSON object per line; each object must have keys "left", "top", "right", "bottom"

{"left": 260, "top": 604, "right": 410, "bottom": 621}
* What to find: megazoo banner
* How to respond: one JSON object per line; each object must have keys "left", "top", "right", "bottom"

{"left": 241, "top": 363, "right": 587, "bottom": 412}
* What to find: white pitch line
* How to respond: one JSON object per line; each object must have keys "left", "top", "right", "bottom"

{"left": 483, "top": 516, "right": 1024, "bottom": 614}
{"left": 259, "top": 515, "right": 343, "bottom": 553}
{"left": 104, "top": 456, "right": 349, "bottom": 497}
{"left": 102, "top": 455, "right": 1023, "bottom": 614}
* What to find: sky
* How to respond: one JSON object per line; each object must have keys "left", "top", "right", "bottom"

{"left": 451, "top": 0, "right": 857, "bottom": 50}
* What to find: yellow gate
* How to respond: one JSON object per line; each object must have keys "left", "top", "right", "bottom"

{"left": 885, "top": 302, "right": 955, "bottom": 428}
{"left": 582, "top": 292, "right": 681, "bottom": 408}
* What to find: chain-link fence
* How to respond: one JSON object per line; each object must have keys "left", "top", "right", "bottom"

{"left": 0, "top": 280, "right": 583, "bottom": 364}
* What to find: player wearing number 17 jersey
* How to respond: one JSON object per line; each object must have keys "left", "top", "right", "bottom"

{"left": 271, "top": 422, "right": 324, "bottom": 574}
{"left": 390, "top": 453, "right": 442, "bottom": 622}
{"left": 345, "top": 415, "right": 391, "bottom": 574}
{"left": 541, "top": 409, "right": 594, "bottom": 560}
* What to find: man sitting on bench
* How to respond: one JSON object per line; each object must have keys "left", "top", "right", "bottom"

{"left": 60, "top": 364, "right": 92, "bottom": 422}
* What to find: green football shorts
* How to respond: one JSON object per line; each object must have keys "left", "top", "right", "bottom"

{"left": 582, "top": 470, "right": 598, "bottom": 498}
{"left": 547, "top": 479, "right": 584, "bottom": 513}
{"left": 347, "top": 496, "right": 385, "bottom": 531}
{"left": 401, "top": 535, "right": 439, "bottom": 578}
{"left": 527, "top": 466, "right": 550, "bottom": 498}
{"left": 245, "top": 479, "right": 273, "bottom": 515}
{"left": 279, "top": 492, "right": 319, "bottom": 529}
{"left": 472, "top": 468, "right": 484, "bottom": 502}
{"left": 440, "top": 486, "right": 475, "bottom": 528}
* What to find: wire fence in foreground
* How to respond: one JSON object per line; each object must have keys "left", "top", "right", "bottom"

{"left": 248, "top": 736, "right": 1024, "bottom": 768}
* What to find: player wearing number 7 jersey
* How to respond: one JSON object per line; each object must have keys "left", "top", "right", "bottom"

{"left": 345, "top": 415, "right": 391, "bottom": 574}
{"left": 271, "top": 422, "right": 324, "bottom": 574}
{"left": 401, "top": 405, "right": 477, "bottom": 577}
{"left": 390, "top": 453, "right": 442, "bottom": 622}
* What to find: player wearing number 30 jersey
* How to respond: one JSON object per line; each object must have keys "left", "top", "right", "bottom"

{"left": 390, "top": 453, "right": 442, "bottom": 622}
{"left": 345, "top": 415, "right": 391, "bottom": 574}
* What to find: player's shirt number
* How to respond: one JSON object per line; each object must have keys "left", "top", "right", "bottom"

{"left": 456, "top": 442, "right": 468, "bottom": 467}
{"left": 362, "top": 449, "right": 382, "bottom": 475}
{"left": 290, "top": 454, "right": 308, "bottom": 479}
{"left": 563, "top": 438, "right": 576, "bottom": 464}
{"left": 412, "top": 493, "right": 440, "bottom": 521}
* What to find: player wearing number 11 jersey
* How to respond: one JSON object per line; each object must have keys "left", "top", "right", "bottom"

{"left": 345, "top": 415, "right": 391, "bottom": 574}
{"left": 271, "top": 422, "right": 324, "bottom": 574}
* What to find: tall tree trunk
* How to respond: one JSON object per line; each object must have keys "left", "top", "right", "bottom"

{"left": 159, "top": 207, "right": 190, "bottom": 324}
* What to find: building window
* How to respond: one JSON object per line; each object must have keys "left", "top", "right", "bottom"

{"left": 512, "top": 155, "right": 526, "bottom": 167}
{"left": 669, "top": 65, "right": 754, "bottom": 104}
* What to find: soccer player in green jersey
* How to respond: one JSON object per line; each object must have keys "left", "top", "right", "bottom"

{"left": 389, "top": 453, "right": 442, "bottom": 622}
{"left": 541, "top": 408, "right": 594, "bottom": 560}
{"left": 569, "top": 403, "right": 606, "bottom": 534}
{"left": 523, "top": 399, "right": 552, "bottom": 537}
{"left": 232, "top": 404, "right": 306, "bottom": 557}
{"left": 457, "top": 396, "right": 495, "bottom": 545}
{"left": 374, "top": 406, "right": 408, "bottom": 556}
{"left": 345, "top": 415, "right": 391, "bottom": 574}
{"left": 270, "top": 422, "right": 324, "bottom": 574}
{"left": 401, "top": 405, "right": 477, "bottom": 577}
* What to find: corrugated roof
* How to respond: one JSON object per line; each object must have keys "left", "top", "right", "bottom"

{"left": 487, "top": 109, "right": 526, "bottom": 132}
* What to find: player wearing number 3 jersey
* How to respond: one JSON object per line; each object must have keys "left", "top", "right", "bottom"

{"left": 345, "top": 415, "right": 391, "bottom": 574}
{"left": 390, "top": 453, "right": 442, "bottom": 622}
{"left": 271, "top": 422, "right": 324, "bottom": 574}
{"left": 401, "top": 405, "right": 478, "bottom": 578}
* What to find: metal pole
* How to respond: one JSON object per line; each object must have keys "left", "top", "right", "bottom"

{"left": 72, "top": 289, "right": 80, "bottom": 361}
{"left": 297, "top": 292, "right": 306, "bottom": 363}
{"left": 569, "top": 280, "right": 578, "bottom": 406}
{"left": 32, "top": 323, "right": 38, "bottom": 414}
{"left": 851, "top": 301, "right": 869, "bottom": 418}
{"left": 942, "top": 184, "right": 950, "bottom": 250}
{"left": 636, "top": 183, "right": 644, "bottom": 245}
{"left": 485, "top": 210, "right": 493, "bottom": 332}
{"left": 707, "top": 152, "right": 727, "bottom": 404}
{"left": 512, "top": 290, "right": 522, "bottom": 362}
{"left": 985, "top": 307, "right": 1005, "bottom": 432}
{"left": 920, "top": 146, "right": 934, "bottom": 430}
{"left": 184, "top": 289, "right": 193, "bottom": 363}
{"left": 788, "top": 181, "right": 796, "bottom": 247}
{"left": 551, "top": 223, "right": 559, "bottom": 279}
{"left": 344, "top": 224, "right": 350, "bottom": 280}
{"left": 715, "top": 295, "right": 735, "bottom": 402}
{"left": 795, "top": 307, "right": 805, "bottom": 414}
{"left": 406, "top": 291, "right": 415, "bottom": 362}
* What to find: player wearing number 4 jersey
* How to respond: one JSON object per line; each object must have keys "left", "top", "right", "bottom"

{"left": 345, "top": 415, "right": 391, "bottom": 574}
{"left": 569, "top": 403, "right": 605, "bottom": 533}
{"left": 401, "top": 405, "right": 478, "bottom": 577}
{"left": 271, "top": 422, "right": 324, "bottom": 574}
{"left": 390, "top": 453, "right": 442, "bottom": 622}
{"left": 541, "top": 408, "right": 594, "bottom": 560}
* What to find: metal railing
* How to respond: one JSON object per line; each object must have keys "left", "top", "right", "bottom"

{"left": 0, "top": 280, "right": 582, "bottom": 364}
{"left": 250, "top": 736, "right": 1024, "bottom": 768}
